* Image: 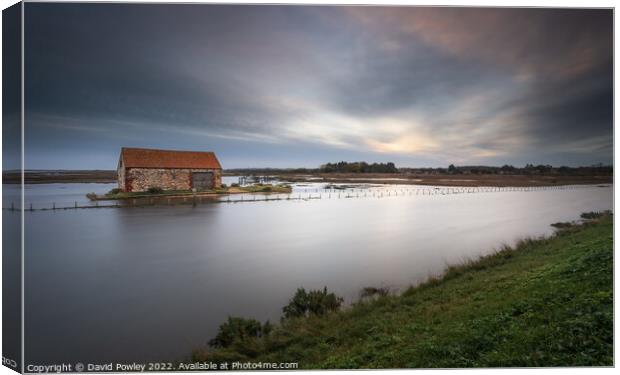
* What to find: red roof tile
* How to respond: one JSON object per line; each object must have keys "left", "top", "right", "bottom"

{"left": 120, "top": 147, "right": 222, "bottom": 169}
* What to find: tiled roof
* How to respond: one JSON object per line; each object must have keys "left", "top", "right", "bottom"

{"left": 120, "top": 147, "right": 222, "bottom": 169}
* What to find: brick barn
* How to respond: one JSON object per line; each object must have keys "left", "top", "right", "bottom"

{"left": 117, "top": 147, "right": 222, "bottom": 192}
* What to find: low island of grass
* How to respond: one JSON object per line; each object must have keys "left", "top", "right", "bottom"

{"left": 87, "top": 184, "right": 292, "bottom": 201}
{"left": 191, "top": 212, "right": 613, "bottom": 368}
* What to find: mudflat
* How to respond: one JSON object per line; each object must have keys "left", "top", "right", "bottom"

{"left": 252, "top": 173, "right": 612, "bottom": 187}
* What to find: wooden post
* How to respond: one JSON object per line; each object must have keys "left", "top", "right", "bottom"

{"left": 30, "top": 203, "right": 33, "bottom": 211}
{"left": 75, "top": 201, "right": 78, "bottom": 209}
{"left": 53, "top": 202, "right": 55, "bottom": 210}
{"left": 11, "top": 202, "right": 14, "bottom": 211}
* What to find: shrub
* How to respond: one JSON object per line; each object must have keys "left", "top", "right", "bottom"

{"left": 107, "top": 188, "right": 122, "bottom": 195}
{"left": 221, "top": 184, "right": 228, "bottom": 188}
{"left": 581, "top": 211, "right": 610, "bottom": 220}
{"left": 86, "top": 192, "right": 98, "bottom": 201}
{"left": 147, "top": 186, "right": 164, "bottom": 194}
{"left": 231, "top": 183, "right": 240, "bottom": 187}
{"left": 551, "top": 222, "right": 576, "bottom": 229}
{"left": 360, "top": 286, "right": 389, "bottom": 299}
{"left": 208, "top": 317, "right": 272, "bottom": 349}
{"left": 282, "top": 287, "right": 343, "bottom": 319}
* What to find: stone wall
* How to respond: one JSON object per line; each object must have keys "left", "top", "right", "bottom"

{"left": 124, "top": 168, "right": 221, "bottom": 192}
{"left": 211, "top": 169, "right": 222, "bottom": 188}
{"left": 117, "top": 160, "right": 126, "bottom": 191}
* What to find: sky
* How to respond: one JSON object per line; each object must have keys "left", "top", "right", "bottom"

{"left": 15, "top": 3, "right": 614, "bottom": 169}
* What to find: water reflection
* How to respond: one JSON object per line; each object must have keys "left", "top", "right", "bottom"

{"left": 20, "top": 184, "right": 613, "bottom": 365}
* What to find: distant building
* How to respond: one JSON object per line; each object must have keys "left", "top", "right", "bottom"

{"left": 117, "top": 147, "right": 222, "bottom": 192}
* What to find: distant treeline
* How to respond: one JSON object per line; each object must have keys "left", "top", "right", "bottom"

{"left": 319, "top": 161, "right": 398, "bottom": 173}
{"left": 224, "top": 161, "right": 398, "bottom": 175}
{"left": 224, "top": 163, "right": 612, "bottom": 176}
{"left": 401, "top": 164, "right": 613, "bottom": 176}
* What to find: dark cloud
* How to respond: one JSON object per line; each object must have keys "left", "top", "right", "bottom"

{"left": 22, "top": 4, "right": 612, "bottom": 169}
{"left": 347, "top": 7, "right": 612, "bottom": 79}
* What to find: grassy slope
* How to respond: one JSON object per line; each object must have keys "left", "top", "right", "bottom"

{"left": 198, "top": 216, "right": 613, "bottom": 368}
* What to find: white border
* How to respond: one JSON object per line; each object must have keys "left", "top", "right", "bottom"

{"left": 0, "top": 2, "right": 617, "bottom": 375}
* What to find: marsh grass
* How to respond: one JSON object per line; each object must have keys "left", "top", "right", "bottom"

{"left": 89, "top": 183, "right": 292, "bottom": 201}
{"left": 238, "top": 184, "right": 292, "bottom": 194}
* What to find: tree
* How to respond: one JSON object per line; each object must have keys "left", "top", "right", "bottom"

{"left": 319, "top": 161, "right": 398, "bottom": 173}
{"left": 501, "top": 164, "right": 515, "bottom": 171}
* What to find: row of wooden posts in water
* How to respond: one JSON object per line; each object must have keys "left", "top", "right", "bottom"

{"left": 5, "top": 184, "right": 604, "bottom": 212}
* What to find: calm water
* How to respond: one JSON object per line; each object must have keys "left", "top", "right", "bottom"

{"left": 3, "top": 183, "right": 613, "bottom": 365}
{"left": 1, "top": 176, "right": 245, "bottom": 210}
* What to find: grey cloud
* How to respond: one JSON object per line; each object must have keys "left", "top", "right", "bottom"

{"left": 22, "top": 4, "right": 613, "bottom": 169}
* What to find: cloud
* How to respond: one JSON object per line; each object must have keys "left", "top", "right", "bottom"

{"left": 22, "top": 4, "right": 613, "bottom": 169}
{"left": 346, "top": 7, "right": 612, "bottom": 80}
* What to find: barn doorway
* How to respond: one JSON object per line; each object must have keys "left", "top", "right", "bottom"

{"left": 192, "top": 172, "right": 214, "bottom": 190}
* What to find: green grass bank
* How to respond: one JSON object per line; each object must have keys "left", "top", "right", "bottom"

{"left": 193, "top": 213, "right": 613, "bottom": 368}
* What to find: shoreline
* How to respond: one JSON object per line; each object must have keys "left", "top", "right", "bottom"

{"left": 192, "top": 212, "right": 613, "bottom": 367}
{"left": 2, "top": 170, "right": 613, "bottom": 187}
{"left": 89, "top": 185, "right": 292, "bottom": 201}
